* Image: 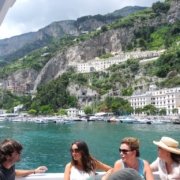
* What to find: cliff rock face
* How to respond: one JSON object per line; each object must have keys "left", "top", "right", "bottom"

{"left": 4, "top": 69, "right": 38, "bottom": 93}
{"left": 167, "top": 0, "right": 180, "bottom": 23}
{"left": 0, "top": 20, "right": 79, "bottom": 60}
{"left": 0, "top": 6, "right": 146, "bottom": 62}
{"left": 34, "top": 27, "right": 134, "bottom": 89}
{"left": 1, "top": 1, "right": 179, "bottom": 95}
{"left": 33, "top": 52, "right": 68, "bottom": 91}
{"left": 67, "top": 83, "right": 99, "bottom": 106}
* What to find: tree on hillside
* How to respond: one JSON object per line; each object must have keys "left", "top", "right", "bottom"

{"left": 152, "top": 2, "right": 170, "bottom": 15}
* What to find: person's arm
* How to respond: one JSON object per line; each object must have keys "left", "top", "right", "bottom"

{"left": 150, "top": 158, "right": 159, "bottom": 172}
{"left": 113, "top": 160, "right": 122, "bottom": 172}
{"left": 15, "top": 166, "right": 47, "bottom": 177}
{"left": 64, "top": 163, "right": 71, "bottom": 180}
{"left": 144, "top": 160, "right": 154, "bottom": 180}
{"left": 95, "top": 160, "right": 112, "bottom": 172}
{"left": 101, "top": 160, "right": 122, "bottom": 180}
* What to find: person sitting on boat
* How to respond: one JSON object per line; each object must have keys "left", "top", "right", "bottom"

{"left": 64, "top": 140, "right": 112, "bottom": 180}
{"left": 150, "top": 136, "right": 180, "bottom": 180}
{"left": 0, "top": 138, "right": 48, "bottom": 180}
{"left": 109, "top": 137, "right": 154, "bottom": 180}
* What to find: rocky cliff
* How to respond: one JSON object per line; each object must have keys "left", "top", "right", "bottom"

{"left": 1, "top": 0, "right": 179, "bottom": 96}
{"left": 0, "top": 6, "right": 145, "bottom": 63}
{"left": 32, "top": 0, "right": 179, "bottom": 90}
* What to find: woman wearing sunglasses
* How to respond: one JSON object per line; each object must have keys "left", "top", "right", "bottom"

{"left": 112, "top": 137, "right": 154, "bottom": 180}
{"left": 64, "top": 140, "right": 112, "bottom": 180}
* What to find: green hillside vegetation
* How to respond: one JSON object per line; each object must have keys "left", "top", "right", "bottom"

{"left": 144, "top": 46, "right": 180, "bottom": 88}
{"left": 0, "top": 48, "right": 51, "bottom": 78}
{"left": 0, "top": 90, "right": 31, "bottom": 112}
{"left": 0, "top": 46, "right": 179, "bottom": 114}
{"left": 0, "top": 35, "right": 77, "bottom": 78}
{"left": 0, "top": 1, "right": 176, "bottom": 78}
{"left": 0, "top": 0, "right": 180, "bottom": 114}
{"left": 27, "top": 45, "right": 179, "bottom": 115}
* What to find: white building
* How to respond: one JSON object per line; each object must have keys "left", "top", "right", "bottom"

{"left": 74, "top": 50, "right": 163, "bottom": 73}
{"left": 66, "top": 108, "right": 85, "bottom": 117}
{"left": 14, "top": 104, "right": 23, "bottom": 113}
{"left": 0, "top": 0, "right": 16, "bottom": 25}
{"left": 130, "top": 87, "right": 180, "bottom": 115}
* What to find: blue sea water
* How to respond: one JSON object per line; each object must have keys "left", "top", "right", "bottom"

{"left": 0, "top": 121, "right": 179, "bottom": 173}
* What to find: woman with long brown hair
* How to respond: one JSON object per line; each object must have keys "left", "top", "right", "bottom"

{"left": 64, "top": 140, "right": 111, "bottom": 180}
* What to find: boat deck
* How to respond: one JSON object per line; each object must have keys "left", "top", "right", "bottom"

{"left": 16, "top": 172, "right": 160, "bottom": 180}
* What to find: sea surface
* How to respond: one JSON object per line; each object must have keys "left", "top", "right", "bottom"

{"left": 0, "top": 121, "right": 179, "bottom": 173}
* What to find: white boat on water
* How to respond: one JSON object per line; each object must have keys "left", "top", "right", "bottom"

{"left": 34, "top": 119, "right": 48, "bottom": 124}
{"left": 118, "top": 116, "right": 137, "bottom": 123}
{"left": 107, "top": 116, "right": 120, "bottom": 122}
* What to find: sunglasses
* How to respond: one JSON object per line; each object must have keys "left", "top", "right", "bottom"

{"left": 119, "top": 148, "right": 132, "bottom": 154}
{"left": 70, "top": 148, "right": 80, "bottom": 153}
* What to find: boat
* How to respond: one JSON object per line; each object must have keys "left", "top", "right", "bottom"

{"left": 118, "top": 116, "right": 137, "bottom": 123}
{"left": 107, "top": 116, "right": 120, "bottom": 123}
{"left": 134, "top": 118, "right": 152, "bottom": 124}
{"left": 15, "top": 172, "right": 159, "bottom": 180}
{"left": 34, "top": 119, "right": 48, "bottom": 124}
{"left": 172, "top": 119, "right": 180, "bottom": 124}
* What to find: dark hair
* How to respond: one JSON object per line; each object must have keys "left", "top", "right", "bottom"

{"left": 70, "top": 140, "right": 96, "bottom": 173}
{"left": 0, "top": 139, "right": 23, "bottom": 163}
{"left": 121, "top": 137, "right": 140, "bottom": 157}
{"left": 171, "top": 153, "right": 180, "bottom": 163}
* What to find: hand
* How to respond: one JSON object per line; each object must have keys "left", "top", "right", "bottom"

{"left": 102, "top": 168, "right": 113, "bottom": 180}
{"left": 34, "top": 166, "right": 48, "bottom": 173}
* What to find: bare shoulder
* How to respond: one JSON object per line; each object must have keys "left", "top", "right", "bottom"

{"left": 65, "top": 162, "right": 72, "bottom": 169}
{"left": 113, "top": 159, "right": 122, "bottom": 171}
{"left": 142, "top": 159, "right": 151, "bottom": 171}
{"left": 114, "top": 159, "right": 121, "bottom": 166}
{"left": 143, "top": 159, "right": 150, "bottom": 166}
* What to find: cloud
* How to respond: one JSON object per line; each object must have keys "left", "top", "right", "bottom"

{"left": 0, "top": 0, "right": 159, "bottom": 39}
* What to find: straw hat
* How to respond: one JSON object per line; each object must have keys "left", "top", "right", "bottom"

{"left": 153, "top": 136, "right": 180, "bottom": 155}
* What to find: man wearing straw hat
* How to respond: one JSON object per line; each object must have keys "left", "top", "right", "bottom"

{"left": 150, "top": 136, "right": 180, "bottom": 180}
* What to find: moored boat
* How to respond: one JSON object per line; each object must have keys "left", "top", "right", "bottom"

{"left": 118, "top": 116, "right": 137, "bottom": 123}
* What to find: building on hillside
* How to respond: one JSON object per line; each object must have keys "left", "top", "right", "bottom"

{"left": 130, "top": 87, "right": 180, "bottom": 115}
{"left": 14, "top": 104, "right": 23, "bottom": 113}
{"left": 0, "top": 109, "right": 6, "bottom": 114}
{"left": 74, "top": 50, "right": 163, "bottom": 73}
{"left": 66, "top": 108, "right": 85, "bottom": 117}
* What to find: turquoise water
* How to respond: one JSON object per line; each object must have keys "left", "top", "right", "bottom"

{"left": 0, "top": 121, "right": 179, "bottom": 173}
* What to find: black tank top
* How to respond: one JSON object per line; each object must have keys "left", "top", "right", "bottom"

{"left": 0, "top": 164, "right": 15, "bottom": 180}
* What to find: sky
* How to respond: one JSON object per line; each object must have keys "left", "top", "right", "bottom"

{"left": 0, "top": 0, "right": 160, "bottom": 40}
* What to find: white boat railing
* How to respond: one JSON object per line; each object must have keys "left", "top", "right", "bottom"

{"left": 15, "top": 172, "right": 160, "bottom": 180}
{"left": 16, "top": 173, "right": 63, "bottom": 180}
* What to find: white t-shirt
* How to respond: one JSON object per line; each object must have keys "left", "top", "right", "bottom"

{"left": 151, "top": 157, "right": 180, "bottom": 180}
